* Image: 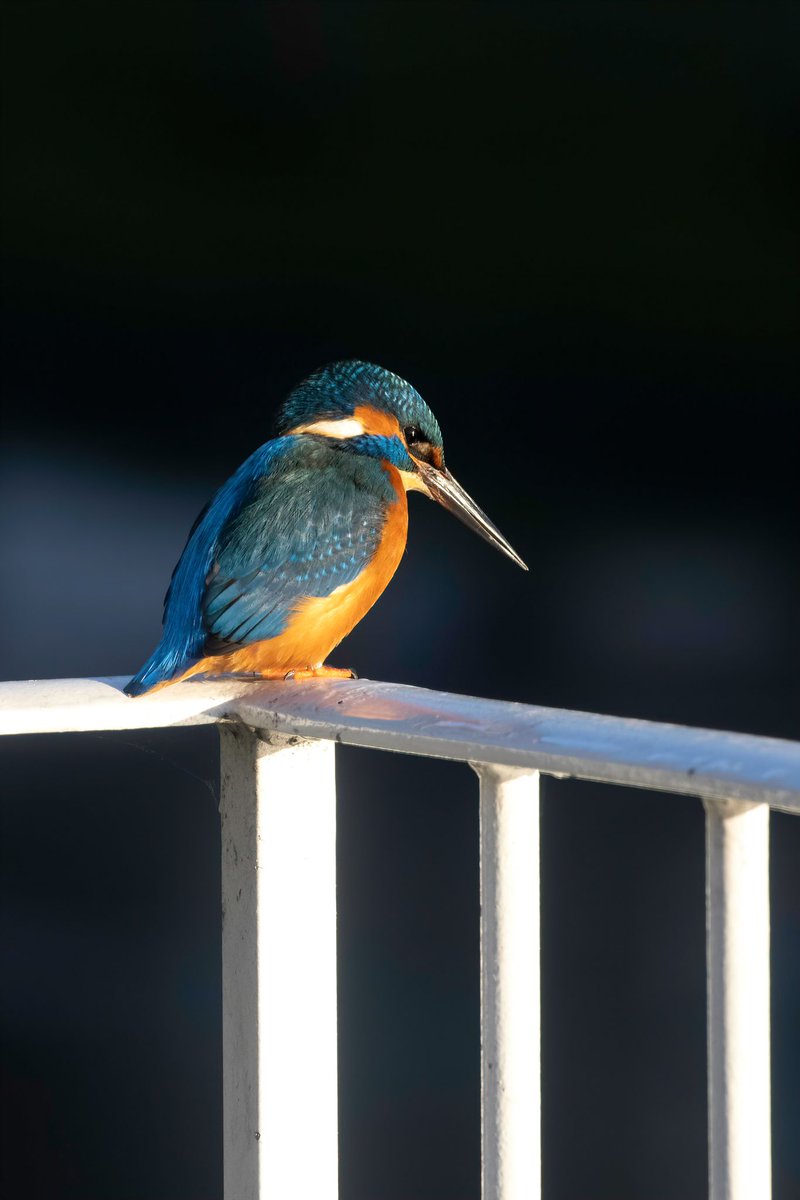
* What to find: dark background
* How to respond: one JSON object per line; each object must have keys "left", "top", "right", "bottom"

{"left": 1, "top": 3, "right": 798, "bottom": 1197}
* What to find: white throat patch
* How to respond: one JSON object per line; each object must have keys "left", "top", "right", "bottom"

{"left": 398, "top": 468, "right": 431, "bottom": 496}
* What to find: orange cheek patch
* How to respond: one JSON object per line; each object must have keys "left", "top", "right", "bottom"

{"left": 353, "top": 405, "right": 402, "bottom": 438}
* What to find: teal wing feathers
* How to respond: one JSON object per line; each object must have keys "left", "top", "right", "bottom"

{"left": 125, "top": 438, "right": 393, "bottom": 694}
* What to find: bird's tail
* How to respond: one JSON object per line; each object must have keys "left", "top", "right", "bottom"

{"left": 124, "top": 644, "right": 190, "bottom": 697}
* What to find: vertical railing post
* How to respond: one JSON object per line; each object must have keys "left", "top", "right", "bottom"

{"left": 704, "top": 797, "right": 771, "bottom": 1200}
{"left": 474, "top": 764, "right": 541, "bottom": 1200}
{"left": 219, "top": 726, "right": 338, "bottom": 1200}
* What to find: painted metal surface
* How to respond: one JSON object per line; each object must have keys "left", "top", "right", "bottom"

{"left": 0, "top": 675, "right": 246, "bottom": 734}
{"left": 476, "top": 765, "right": 541, "bottom": 1200}
{"left": 705, "top": 799, "right": 771, "bottom": 1200}
{"left": 219, "top": 728, "right": 338, "bottom": 1200}
{"left": 1, "top": 674, "right": 796, "bottom": 1197}
{"left": 1, "top": 675, "right": 798, "bottom": 810}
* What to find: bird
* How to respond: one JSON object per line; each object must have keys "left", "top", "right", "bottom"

{"left": 124, "top": 360, "right": 526, "bottom": 696}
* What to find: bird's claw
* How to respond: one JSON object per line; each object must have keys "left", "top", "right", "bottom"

{"left": 283, "top": 666, "right": 357, "bottom": 682}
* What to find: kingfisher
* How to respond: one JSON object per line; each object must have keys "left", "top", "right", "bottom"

{"left": 125, "top": 361, "right": 526, "bottom": 696}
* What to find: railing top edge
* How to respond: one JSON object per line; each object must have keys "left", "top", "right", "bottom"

{"left": 1, "top": 675, "right": 798, "bottom": 812}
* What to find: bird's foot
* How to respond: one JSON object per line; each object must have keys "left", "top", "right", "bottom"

{"left": 283, "top": 665, "right": 358, "bottom": 682}
{"left": 219, "top": 669, "right": 287, "bottom": 682}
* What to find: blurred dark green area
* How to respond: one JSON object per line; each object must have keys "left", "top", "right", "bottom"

{"left": 1, "top": 3, "right": 798, "bottom": 1198}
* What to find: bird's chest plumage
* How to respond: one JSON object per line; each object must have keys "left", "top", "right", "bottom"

{"left": 275, "top": 473, "right": 408, "bottom": 666}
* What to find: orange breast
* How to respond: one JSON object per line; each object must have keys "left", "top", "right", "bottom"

{"left": 179, "top": 464, "right": 409, "bottom": 681}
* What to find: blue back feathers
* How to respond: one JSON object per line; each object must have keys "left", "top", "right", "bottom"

{"left": 125, "top": 361, "right": 438, "bottom": 695}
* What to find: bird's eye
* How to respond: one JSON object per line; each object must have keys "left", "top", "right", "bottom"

{"left": 403, "top": 424, "right": 439, "bottom": 466}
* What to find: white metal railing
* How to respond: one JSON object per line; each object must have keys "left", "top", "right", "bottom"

{"left": 2, "top": 675, "right": 799, "bottom": 1200}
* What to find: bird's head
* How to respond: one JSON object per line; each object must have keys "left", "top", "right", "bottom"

{"left": 276, "top": 360, "right": 527, "bottom": 570}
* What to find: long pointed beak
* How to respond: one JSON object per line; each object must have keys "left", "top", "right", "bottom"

{"left": 416, "top": 463, "right": 528, "bottom": 571}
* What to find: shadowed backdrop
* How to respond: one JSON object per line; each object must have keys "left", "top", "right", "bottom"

{"left": 1, "top": 3, "right": 798, "bottom": 1198}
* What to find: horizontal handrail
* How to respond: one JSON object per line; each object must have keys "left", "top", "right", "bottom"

{"left": 1, "top": 675, "right": 798, "bottom": 812}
